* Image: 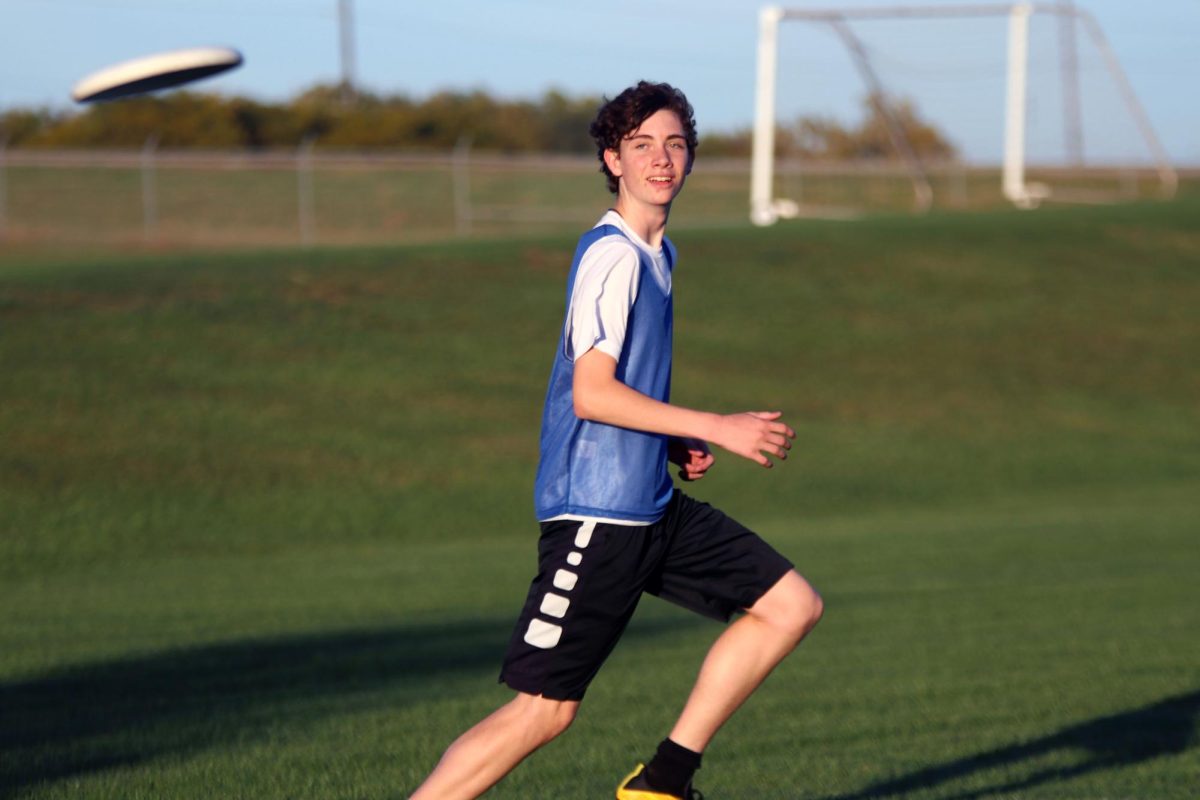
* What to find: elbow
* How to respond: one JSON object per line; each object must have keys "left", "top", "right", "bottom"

{"left": 573, "top": 377, "right": 608, "bottom": 422}
{"left": 573, "top": 391, "right": 599, "bottom": 421}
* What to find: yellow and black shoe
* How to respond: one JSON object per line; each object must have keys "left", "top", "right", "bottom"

{"left": 616, "top": 764, "right": 704, "bottom": 800}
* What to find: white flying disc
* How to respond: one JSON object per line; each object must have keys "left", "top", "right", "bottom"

{"left": 71, "top": 47, "right": 243, "bottom": 103}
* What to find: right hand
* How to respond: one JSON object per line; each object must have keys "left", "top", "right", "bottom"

{"left": 712, "top": 411, "right": 795, "bottom": 468}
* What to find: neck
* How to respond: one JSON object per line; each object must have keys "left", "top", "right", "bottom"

{"left": 612, "top": 197, "right": 670, "bottom": 248}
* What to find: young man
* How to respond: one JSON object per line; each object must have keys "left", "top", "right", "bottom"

{"left": 409, "top": 81, "right": 823, "bottom": 800}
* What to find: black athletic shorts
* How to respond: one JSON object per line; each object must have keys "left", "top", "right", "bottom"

{"left": 499, "top": 489, "right": 794, "bottom": 701}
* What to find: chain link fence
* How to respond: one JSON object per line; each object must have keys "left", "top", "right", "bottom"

{"left": 0, "top": 143, "right": 1182, "bottom": 248}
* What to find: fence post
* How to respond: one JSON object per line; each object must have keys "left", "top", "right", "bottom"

{"left": 0, "top": 136, "right": 8, "bottom": 242}
{"left": 298, "top": 135, "right": 316, "bottom": 246}
{"left": 453, "top": 135, "right": 472, "bottom": 237}
{"left": 950, "top": 162, "right": 969, "bottom": 209}
{"left": 790, "top": 159, "right": 803, "bottom": 209}
{"left": 1119, "top": 168, "right": 1138, "bottom": 200}
{"left": 141, "top": 133, "right": 159, "bottom": 242}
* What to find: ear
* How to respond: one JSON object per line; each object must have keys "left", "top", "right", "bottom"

{"left": 602, "top": 147, "right": 623, "bottom": 178}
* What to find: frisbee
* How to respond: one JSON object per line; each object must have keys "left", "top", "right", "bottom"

{"left": 71, "top": 46, "right": 243, "bottom": 103}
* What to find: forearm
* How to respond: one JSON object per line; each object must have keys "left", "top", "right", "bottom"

{"left": 572, "top": 349, "right": 793, "bottom": 467}
{"left": 574, "top": 375, "right": 720, "bottom": 441}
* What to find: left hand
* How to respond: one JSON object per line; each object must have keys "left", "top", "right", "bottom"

{"left": 669, "top": 437, "right": 714, "bottom": 481}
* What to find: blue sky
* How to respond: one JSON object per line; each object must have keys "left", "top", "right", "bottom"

{"left": 1, "top": 0, "right": 1196, "bottom": 163}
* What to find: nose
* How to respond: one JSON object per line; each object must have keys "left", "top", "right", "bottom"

{"left": 652, "top": 143, "right": 671, "bottom": 166}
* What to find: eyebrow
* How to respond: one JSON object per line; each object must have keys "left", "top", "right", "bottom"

{"left": 625, "top": 132, "right": 687, "bottom": 141}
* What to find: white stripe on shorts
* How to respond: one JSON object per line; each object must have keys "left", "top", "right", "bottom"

{"left": 574, "top": 520, "right": 596, "bottom": 548}
{"left": 523, "top": 618, "right": 563, "bottom": 649}
{"left": 539, "top": 592, "right": 570, "bottom": 619}
{"left": 553, "top": 569, "right": 578, "bottom": 591}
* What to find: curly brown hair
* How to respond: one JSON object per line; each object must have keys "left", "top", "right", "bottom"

{"left": 589, "top": 81, "right": 698, "bottom": 194}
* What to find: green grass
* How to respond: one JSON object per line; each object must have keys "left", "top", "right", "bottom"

{"left": 2, "top": 196, "right": 1198, "bottom": 798}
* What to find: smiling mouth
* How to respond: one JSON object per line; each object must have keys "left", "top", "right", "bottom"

{"left": 648, "top": 176, "right": 674, "bottom": 185}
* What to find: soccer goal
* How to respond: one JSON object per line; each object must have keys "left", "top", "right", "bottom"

{"left": 750, "top": 3, "right": 1179, "bottom": 225}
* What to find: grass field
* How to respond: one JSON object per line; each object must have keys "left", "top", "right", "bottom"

{"left": 2, "top": 195, "right": 1198, "bottom": 798}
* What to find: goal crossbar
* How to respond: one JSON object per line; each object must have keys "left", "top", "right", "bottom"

{"left": 750, "top": 2, "right": 1178, "bottom": 224}
{"left": 779, "top": 3, "right": 1081, "bottom": 21}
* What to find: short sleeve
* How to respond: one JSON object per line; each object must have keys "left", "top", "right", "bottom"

{"left": 566, "top": 238, "right": 641, "bottom": 362}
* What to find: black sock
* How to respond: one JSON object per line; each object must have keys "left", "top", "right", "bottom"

{"left": 643, "top": 738, "right": 702, "bottom": 795}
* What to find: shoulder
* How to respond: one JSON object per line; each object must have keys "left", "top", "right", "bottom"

{"left": 570, "top": 233, "right": 643, "bottom": 311}
{"left": 580, "top": 224, "right": 638, "bottom": 256}
{"left": 577, "top": 229, "right": 642, "bottom": 277}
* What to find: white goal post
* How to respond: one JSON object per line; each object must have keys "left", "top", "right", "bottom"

{"left": 750, "top": 3, "right": 1179, "bottom": 225}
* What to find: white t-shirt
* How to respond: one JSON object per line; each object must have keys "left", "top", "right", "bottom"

{"left": 565, "top": 210, "right": 673, "bottom": 364}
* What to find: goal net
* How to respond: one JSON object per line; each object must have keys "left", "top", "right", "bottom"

{"left": 750, "top": 3, "right": 1177, "bottom": 223}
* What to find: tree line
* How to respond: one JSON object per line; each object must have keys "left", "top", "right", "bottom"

{"left": 0, "top": 85, "right": 955, "bottom": 160}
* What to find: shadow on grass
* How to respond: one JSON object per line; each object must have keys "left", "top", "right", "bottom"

{"left": 825, "top": 689, "right": 1200, "bottom": 799}
{"left": 0, "top": 613, "right": 702, "bottom": 794}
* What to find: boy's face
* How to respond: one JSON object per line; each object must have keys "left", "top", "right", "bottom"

{"left": 604, "top": 109, "right": 692, "bottom": 209}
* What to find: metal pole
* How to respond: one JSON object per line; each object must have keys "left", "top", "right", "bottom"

{"left": 1119, "top": 168, "right": 1138, "bottom": 200}
{"left": 1003, "top": 3, "right": 1035, "bottom": 208}
{"left": 298, "top": 135, "right": 316, "bottom": 246}
{"left": 453, "top": 135, "right": 472, "bottom": 237}
{"left": 0, "top": 136, "right": 8, "bottom": 241}
{"left": 750, "top": 6, "right": 784, "bottom": 226}
{"left": 782, "top": 3, "right": 1078, "bottom": 22}
{"left": 141, "top": 133, "right": 159, "bottom": 242}
{"left": 338, "top": 0, "right": 357, "bottom": 104}
{"left": 951, "top": 162, "right": 968, "bottom": 209}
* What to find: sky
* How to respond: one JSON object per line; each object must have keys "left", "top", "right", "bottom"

{"left": 1, "top": 0, "right": 1196, "bottom": 164}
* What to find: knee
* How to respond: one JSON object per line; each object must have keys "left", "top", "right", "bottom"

{"left": 756, "top": 572, "right": 824, "bottom": 643}
{"left": 511, "top": 694, "right": 578, "bottom": 746}
{"left": 783, "top": 583, "right": 824, "bottom": 643}
{"left": 801, "top": 585, "right": 825, "bottom": 633}
{"left": 541, "top": 700, "right": 578, "bottom": 742}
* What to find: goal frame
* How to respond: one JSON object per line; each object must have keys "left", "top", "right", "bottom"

{"left": 750, "top": 3, "right": 1179, "bottom": 225}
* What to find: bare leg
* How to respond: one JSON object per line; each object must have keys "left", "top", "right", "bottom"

{"left": 409, "top": 692, "right": 579, "bottom": 800}
{"left": 668, "top": 570, "right": 823, "bottom": 752}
